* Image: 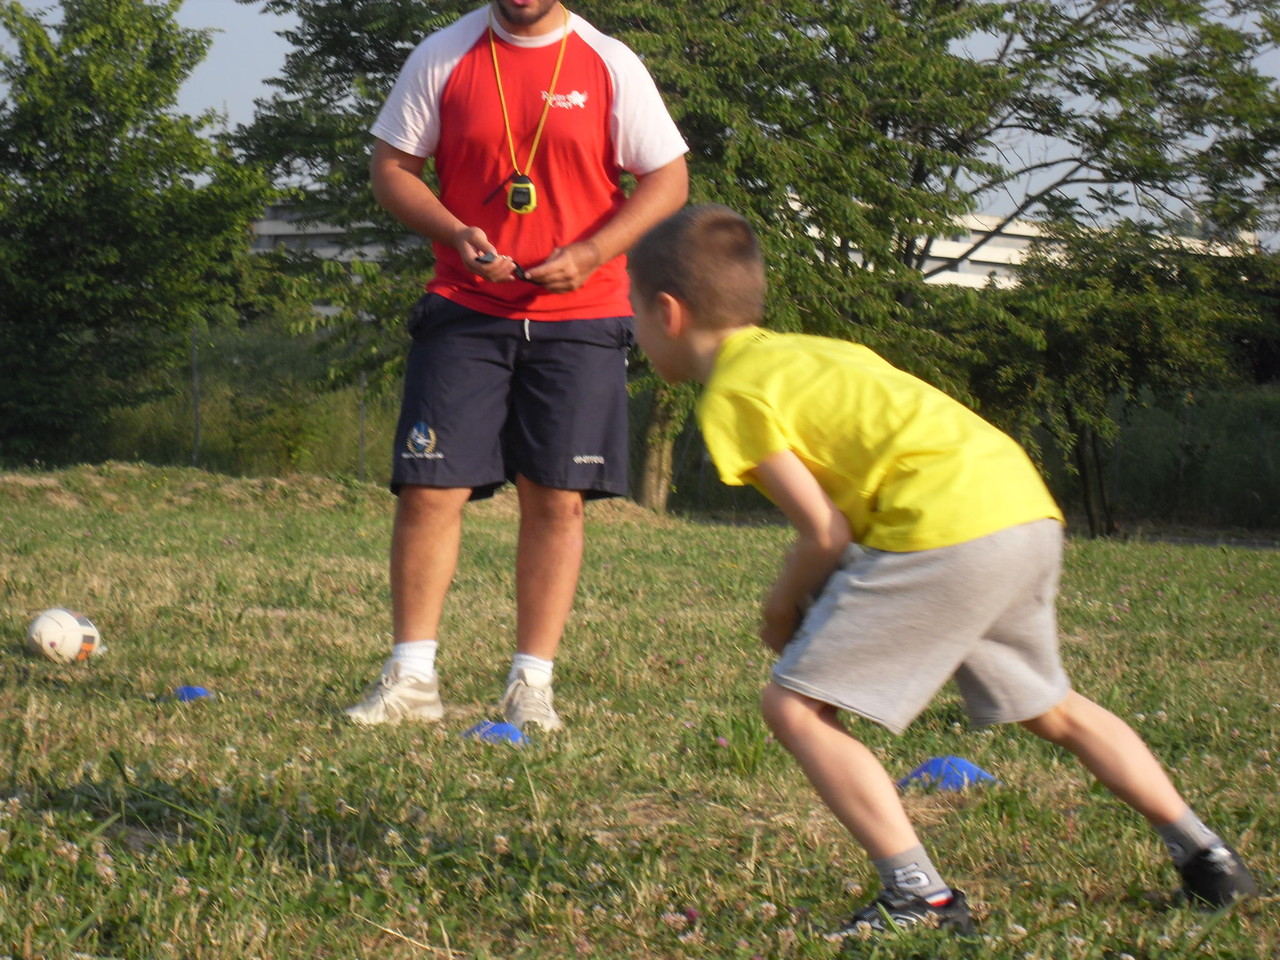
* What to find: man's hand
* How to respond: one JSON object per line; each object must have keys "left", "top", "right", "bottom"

{"left": 521, "top": 240, "right": 602, "bottom": 292}
{"left": 453, "top": 227, "right": 504, "bottom": 278}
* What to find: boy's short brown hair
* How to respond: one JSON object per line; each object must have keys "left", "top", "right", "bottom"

{"left": 629, "top": 204, "right": 766, "bottom": 329}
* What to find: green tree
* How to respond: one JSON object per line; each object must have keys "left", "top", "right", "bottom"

{"left": 0, "top": 0, "right": 275, "bottom": 464}
{"left": 234, "top": 0, "right": 453, "bottom": 426}
{"left": 237, "top": 1, "right": 1280, "bottom": 509}
{"left": 1202, "top": 248, "right": 1280, "bottom": 383}
{"left": 953, "top": 224, "right": 1248, "bottom": 535}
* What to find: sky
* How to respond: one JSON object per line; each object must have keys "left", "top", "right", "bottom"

{"left": 174, "top": 0, "right": 297, "bottom": 128}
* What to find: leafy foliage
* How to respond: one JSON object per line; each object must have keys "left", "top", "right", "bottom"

{"left": 954, "top": 224, "right": 1251, "bottom": 533}
{"left": 235, "top": 0, "right": 1280, "bottom": 515}
{"left": 0, "top": 0, "right": 275, "bottom": 464}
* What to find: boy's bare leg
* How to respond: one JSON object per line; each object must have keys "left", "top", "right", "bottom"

{"left": 391, "top": 485, "right": 473, "bottom": 642}
{"left": 1020, "top": 690, "right": 1188, "bottom": 825}
{"left": 762, "top": 681, "right": 919, "bottom": 858}
{"left": 514, "top": 476, "right": 585, "bottom": 659}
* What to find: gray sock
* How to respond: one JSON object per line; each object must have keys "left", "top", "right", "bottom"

{"left": 874, "top": 844, "right": 952, "bottom": 903}
{"left": 1156, "top": 808, "right": 1223, "bottom": 867}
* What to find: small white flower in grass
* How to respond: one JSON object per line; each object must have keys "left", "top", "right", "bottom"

{"left": 493, "top": 834, "right": 510, "bottom": 855}
{"left": 383, "top": 829, "right": 403, "bottom": 848}
{"left": 759, "top": 901, "right": 778, "bottom": 920}
{"left": 660, "top": 912, "right": 688, "bottom": 930}
{"left": 53, "top": 840, "right": 81, "bottom": 865}
{"left": 1067, "top": 935, "right": 1086, "bottom": 948}
{"left": 1008, "top": 923, "right": 1028, "bottom": 937}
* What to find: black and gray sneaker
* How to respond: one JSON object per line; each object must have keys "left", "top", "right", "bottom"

{"left": 830, "top": 888, "right": 976, "bottom": 939}
{"left": 1179, "top": 844, "right": 1259, "bottom": 907}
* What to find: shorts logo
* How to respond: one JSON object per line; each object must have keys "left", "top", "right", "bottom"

{"left": 403, "top": 421, "right": 444, "bottom": 460}
{"left": 573, "top": 454, "right": 605, "bottom": 465}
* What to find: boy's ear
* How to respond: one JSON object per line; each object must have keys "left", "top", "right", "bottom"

{"left": 656, "top": 291, "right": 688, "bottom": 338}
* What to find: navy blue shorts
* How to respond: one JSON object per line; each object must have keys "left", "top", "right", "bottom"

{"left": 390, "top": 293, "right": 634, "bottom": 500}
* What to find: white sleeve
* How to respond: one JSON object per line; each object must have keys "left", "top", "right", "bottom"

{"left": 574, "top": 20, "right": 688, "bottom": 176}
{"left": 369, "top": 8, "right": 489, "bottom": 158}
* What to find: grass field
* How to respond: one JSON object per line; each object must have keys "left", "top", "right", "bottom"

{"left": 1, "top": 463, "right": 1275, "bottom": 959}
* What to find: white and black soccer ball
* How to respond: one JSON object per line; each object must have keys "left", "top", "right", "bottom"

{"left": 25, "top": 608, "right": 105, "bottom": 663}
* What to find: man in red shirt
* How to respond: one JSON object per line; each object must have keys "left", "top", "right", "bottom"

{"left": 345, "top": 0, "right": 688, "bottom": 731}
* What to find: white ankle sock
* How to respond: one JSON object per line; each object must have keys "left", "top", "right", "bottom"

{"left": 508, "top": 653, "right": 554, "bottom": 685}
{"left": 391, "top": 639, "right": 437, "bottom": 680}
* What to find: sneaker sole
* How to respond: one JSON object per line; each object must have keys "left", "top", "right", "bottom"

{"left": 343, "top": 705, "right": 444, "bottom": 726}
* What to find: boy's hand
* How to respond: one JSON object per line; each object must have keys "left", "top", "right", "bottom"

{"left": 760, "top": 619, "right": 795, "bottom": 654}
{"left": 747, "top": 449, "right": 852, "bottom": 655}
{"left": 760, "top": 584, "right": 802, "bottom": 653}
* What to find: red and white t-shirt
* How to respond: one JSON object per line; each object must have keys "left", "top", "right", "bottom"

{"left": 371, "top": 6, "right": 688, "bottom": 320}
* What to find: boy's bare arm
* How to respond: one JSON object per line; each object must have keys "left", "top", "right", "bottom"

{"left": 748, "top": 450, "right": 852, "bottom": 652}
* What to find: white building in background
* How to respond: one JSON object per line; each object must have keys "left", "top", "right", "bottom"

{"left": 915, "top": 213, "right": 1050, "bottom": 289}
{"left": 251, "top": 204, "right": 399, "bottom": 261}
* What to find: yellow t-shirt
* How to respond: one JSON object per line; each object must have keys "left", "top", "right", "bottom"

{"left": 697, "top": 327, "right": 1064, "bottom": 551}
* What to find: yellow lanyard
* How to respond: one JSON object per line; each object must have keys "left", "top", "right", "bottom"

{"left": 489, "top": 7, "right": 570, "bottom": 212}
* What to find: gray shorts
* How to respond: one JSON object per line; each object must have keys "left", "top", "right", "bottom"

{"left": 772, "top": 519, "right": 1070, "bottom": 734}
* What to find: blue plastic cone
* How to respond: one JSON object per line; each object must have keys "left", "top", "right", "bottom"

{"left": 462, "top": 720, "right": 526, "bottom": 746}
{"left": 898, "top": 755, "right": 997, "bottom": 791}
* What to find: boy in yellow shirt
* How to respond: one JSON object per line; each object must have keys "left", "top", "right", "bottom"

{"left": 628, "top": 204, "right": 1257, "bottom": 937}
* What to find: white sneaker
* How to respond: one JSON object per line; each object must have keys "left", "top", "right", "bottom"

{"left": 344, "top": 661, "right": 444, "bottom": 725}
{"left": 501, "top": 668, "right": 563, "bottom": 732}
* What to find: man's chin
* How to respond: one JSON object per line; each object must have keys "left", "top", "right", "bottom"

{"left": 494, "top": 0, "right": 557, "bottom": 29}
